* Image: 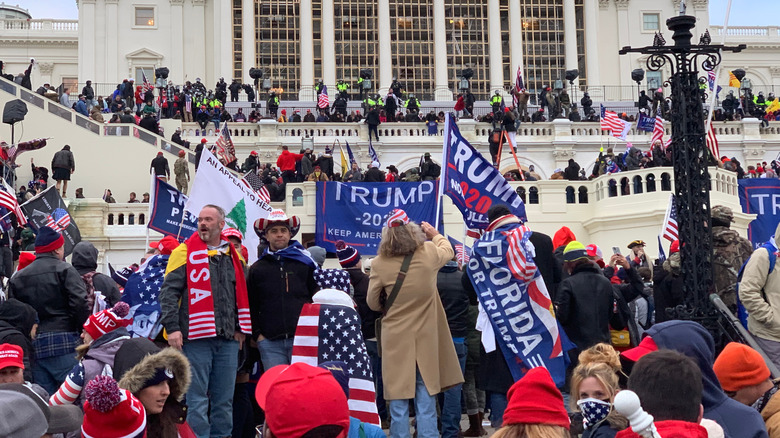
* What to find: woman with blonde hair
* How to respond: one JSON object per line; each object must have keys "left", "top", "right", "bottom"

{"left": 367, "top": 209, "right": 462, "bottom": 438}
{"left": 491, "top": 367, "right": 569, "bottom": 438}
{"left": 569, "top": 343, "right": 627, "bottom": 438}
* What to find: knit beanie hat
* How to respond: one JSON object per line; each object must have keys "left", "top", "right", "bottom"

{"left": 335, "top": 240, "right": 360, "bottom": 268}
{"left": 503, "top": 367, "right": 570, "bottom": 429}
{"left": 35, "top": 226, "right": 64, "bottom": 253}
{"left": 713, "top": 342, "right": 771, "bottom": 392}
{"left": 16, "top": 251, "right": 35, "bottom": 272}
{"left": 563, "top": 241, "right": 589, "bottom": 263}
{"left": 83, "top": 302, "right": 131, "bottom": 341}
{"left": 81, "top": 375, "right": 147, "bottom": 438}
{"left": 670, "top": 240, "right": 680, "bottom": 254}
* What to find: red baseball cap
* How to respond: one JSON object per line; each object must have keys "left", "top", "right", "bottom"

{"left": 149, "top": 236, "right": 181, "bottom": 255}
{"left": 620, "top": 336, "right": 659, "bottom": 363}
{"left": 255, "top": 363, "right": 350, "bottom": 438}
{"left": 0, "top": 343, "right": 24, "bottom": 370}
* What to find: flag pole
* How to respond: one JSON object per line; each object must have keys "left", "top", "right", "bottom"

{"left": 435, "top": 114, "right": 452, "bottom": 229}
{"left": 704, "top": 0, "right": 733, "bottom": 156}
{"left": 145, "top": 173, "right": 156, "bottom": 248}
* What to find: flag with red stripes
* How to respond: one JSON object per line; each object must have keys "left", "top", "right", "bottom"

{"left": 661, "top": 195, "right": 679, "bottom": 242}
{"left": 706, "top": 123, "right": 720, "bottom": 160}
{"left": 447, "top": 236, "right": 471, "bottom": 266}
{"left": 49, "top": 362, "right": 85, "bottom": 405}
{"left": 600, "top": 105, "right": 632, "bottom": 140}
{"left": 142, "top": 71, "right": 154, "bottom": 93}
{"left": 318, "top": 84, "right": 330, "bottom": 109}
{"left": 241, "top": 171, "right": 271, "bottom": 204}
{"left": 0, "top": 179, "right": 26, "bottom": 225}
{"left": 291, "top": 303, "right": 380, "bottom": 426}
{"left": 651, "top": 115, "right": 665, "bottom": 146}
{"left": 513, "top": 66, "right": 525, "bottom": 107}
{"left": 215, "top": 122, "right": 237, "bottom": 166}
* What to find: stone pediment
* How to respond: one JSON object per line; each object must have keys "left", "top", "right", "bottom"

{"left": 125, "top": 48, "right": 164, "bottom": 61}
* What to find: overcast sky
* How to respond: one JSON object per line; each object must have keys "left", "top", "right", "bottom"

{"left": 10, "top": 0, "right": 779, "bottom": 26}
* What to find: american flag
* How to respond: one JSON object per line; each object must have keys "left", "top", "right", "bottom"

{"left": 45, "top": 207, "right": 71, "bottom": 232}
{"left": 241, "top": 171, "right": 271, "bottom": 204}
{"left": 0, "top": 179, "right": 26, "bottom": 225}
{"left": 318, "top": 84, "right": 330, "bottom": 109}
{"left": 651, "top": 115, "right": 665, "bottom": 146}
{"left": 291, "top": 303, "right": 380, "bottom": 426}
{"left": 141, "top": 71, "right": 154, "bottom": 93}
{"left": 345, "top": 141, "right": 357, "bottom": 165}
{"left": 661, "top": 195, "right": 679, "bottom": 242}
{"left": 708, "top": 70, "right": 716, "bottom": 91}
{"left": 706, "top": 122, "right": 720, "bottom": 160}
{"left": 447, "top": 236, "right": 471, "bottom": 266}
{"left": 600, "top": 105, "right": 632, "bottom": 140}
{"left": 513, "top": 66, "right": 525, "bottom": 107}
{"left": 215, "top": 122, "right": 237, "bottom": 166}
{"left": 185, "top": 93, "right": 192, "bottom": 113}
{"left": 49, "top": 362, "right": 85, "bottom": 405}
{"left": 367, "top": 138, "right": 380, "bottom": 166}
{"left": 503, "top": 224, "right": 536, "bottom": 282}
{"left": 122, "top": 254, "right": 168, "bottom": 339}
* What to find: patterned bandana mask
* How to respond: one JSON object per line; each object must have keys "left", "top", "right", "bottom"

{"left": 577, "top": 397, "right": 611, "bottom": 429}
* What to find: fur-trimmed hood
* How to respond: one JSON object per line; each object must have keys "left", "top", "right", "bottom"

{"left": 114, "top": 339, "right": 191, "bottom": 401}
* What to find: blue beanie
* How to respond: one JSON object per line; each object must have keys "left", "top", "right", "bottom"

{"left": 34, "top": 226, "right": 64, "bottom": 253}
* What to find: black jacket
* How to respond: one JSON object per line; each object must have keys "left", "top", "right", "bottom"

{"left": 366, "top": 109, "right": 381, "bottom": 126}
{"left": 363, "top": 167, "right": 384, "bottom": 182}
{"left": 0, "top": 298, "right": 37, "bottom": 381}
{"left": 150, "top": 156, "right": 170, "bottom": 177}
{"left": 348, "top": 268, "right": 380, "bottom": 339}
{"left": 71, "top": 241, "right": 121, "bottom": 307}
{"left": 247, "top": 253, "right": 317, "bottom": 340}
{"left": 529, "top": 232, "right": 560, "bottom": 299}
{"left": 555, "top": 262, "right": 623, "bottom": 352}
{"left": 653, "top": 258, "right": 684, "bottom": 323}
{"left": 437, "top": 262, "right": 470, "bottom": 338}
{"left": 139, "top": 116, "right": 159, "bottom": 135}
{"left": 8, "top": 253, "right": 89, "bottom": 333}
{"left": 158, "top": 244, "right": 243, "bottom": 341}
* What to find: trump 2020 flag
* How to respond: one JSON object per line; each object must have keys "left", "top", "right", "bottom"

{"left": 467, "top": 220, "right": 573, "bottom": 386}
{"left": 291, "top": 302, "right": 380, "bottom": 426}
{"left": 442, "top": 114, "right": 526, "bottom": 229}
{"left": 184, "top": 149, "right": 273, "bottom": 263}
{"left": 21, "top": 186, "right": 81, "bottom": 256}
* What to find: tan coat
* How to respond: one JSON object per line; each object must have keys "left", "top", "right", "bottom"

{"left": 367, "top": 234, "right": 463, "bottom": 400}
{"left": 762, "top": 388, "right": 780, "bottom": 437}
{"left": 741, "top": 222, "right": 780, "bottom": 342}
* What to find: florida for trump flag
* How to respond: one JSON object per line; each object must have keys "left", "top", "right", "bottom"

{"left": 466, "top": 220, "right": 573, "bottom": 386}
{"left": 291, "top": 302, "right": 380, "bottom": 426}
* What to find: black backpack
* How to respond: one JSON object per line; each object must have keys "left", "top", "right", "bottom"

{"left": 430, "top": 162, "right": 441, "bottom": 178}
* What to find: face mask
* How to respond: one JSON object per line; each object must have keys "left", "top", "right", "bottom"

{"left": 577, "top": 397, "right": 611, "bottom": 428}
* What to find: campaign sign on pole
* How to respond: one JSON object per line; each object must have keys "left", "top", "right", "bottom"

{"left": 315, "top": 181, "right": 439, "bottom": 255}
{"left": 738, "top": 178, "right": 780, "bottom": 247}
{"left": 147, "top": 177, "right": 197, "bottom": 239}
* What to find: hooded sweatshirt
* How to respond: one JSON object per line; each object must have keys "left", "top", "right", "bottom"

{"left": 72, "top": 241, "right": 121, "bottom": 307}
{"left": 644, "top": 321, "right": 768, "bottom": 438}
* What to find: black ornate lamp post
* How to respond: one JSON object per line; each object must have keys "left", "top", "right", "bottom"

{"left": 619, "top": 13, "right": 744, "bottom": 334}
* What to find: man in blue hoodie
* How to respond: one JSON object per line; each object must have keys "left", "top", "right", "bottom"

{"left": 621, "top": 320, "right": 768, "bottom": 438}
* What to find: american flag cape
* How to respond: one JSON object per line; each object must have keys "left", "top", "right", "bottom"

{"left": 600, "top": 105, "right": 632, "bottom": 140}
{"left": 661, "top": 194, "right": 679, "bottom": 242}
{"left": 467, "top": 221, "right": 573, "bottom": 386}
{"left": 0, "top": 178, "right": 26, "bottom": 225}
{"left": 121, "top": 254, "right": 169, "bottom": 339}
{"left": 291, "top": 303, "right": 380, "bottom": 426}
{"left": 215, "top": 122, "right": 237, "bottom": 166}
{"left": 318, "top": 84, "right": 330, "bottom": 109}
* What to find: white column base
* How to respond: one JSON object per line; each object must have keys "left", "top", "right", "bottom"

{"left": 435, "top": 87, "right": 453, "bottom": 101}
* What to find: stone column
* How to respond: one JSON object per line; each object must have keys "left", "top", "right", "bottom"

{"left": 322, "top": 0, "right": 336, "bottom": 89}
{"left": 188, "top": 0, "right": 207, "bottom": 83}
{"left": 241, "top": 0, "right": 255, "bottom": 84}
{"left": 433, "top": 0, "right": 452, "bottom": 101}
{"left": 378, "top": 0, "right": 392, "bottom": 95}
{"left": 584, "top": 0, "right": 601, "bottom": 97}
{"left": 299, "top": 0, "right": 315, "bottom": 100}
{"left": 79, "top": 0, "right": 96, "bottom": 83}
{"left": 563, "top": 0, "right": 578, "bottom": 74}
{"left": 105, "top": 0, "right": 119, "bottom": 83}
{"left": 615, "top": 0, "right": 631, "bottom": 99}
{"left": 508, "top": 0, "right": 524, "bottom": 83}
{"left": 170, "top": 0, "right": 185, "bottom": 84}
{"left": 215, "top": 0, "right": 233, "bottom": 82}
{"left": 487, "top": 0, "right": 503, "bottom": 93}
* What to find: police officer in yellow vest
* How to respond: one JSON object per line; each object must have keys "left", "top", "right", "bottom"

{"left": 490, "top": 90, "right": 503, "bottom": 114}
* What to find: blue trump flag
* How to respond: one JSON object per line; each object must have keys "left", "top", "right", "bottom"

{"left": 637, "top": 113, "right": 655, "bottom": 132}
{"left": 467, "top": 220, "right": 573, "bottom": 386}
{"left": 441, "top": 114, "right": 526, "bottom": 229}
{"left": 148, "top": 177, "right": 198, "bottom": 239}
{"left": 315, "top": 181, "right": 439, "bottom": 256}
{"left": 738, "top": 178, "right": 780, "bottom": 248}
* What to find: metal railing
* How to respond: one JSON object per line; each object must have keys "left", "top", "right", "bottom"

{"left": 0, "top": 18, "right": 78, "bottom": 31}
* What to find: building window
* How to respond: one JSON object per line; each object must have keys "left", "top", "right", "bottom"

{"left": 135, "top": 7, "right": 155, "bottom": 26}
{"left": 646, "top": 70, "right": 662, "bottom": 90}
{"left": 135, "top": 67, "right": 154, "bottom": 85}
{"left": 642, "top": 13, "right": 659, "bottom": 31}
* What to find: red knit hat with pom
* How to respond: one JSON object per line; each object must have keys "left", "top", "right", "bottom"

{"left": 502, "top": 367, "right": 570, "bottom": 429}
{"left": 81, "top": 375, "right": 146, "bottom": 438}
{"left": 83, "top": 302, "right": 131, "bottom": 340}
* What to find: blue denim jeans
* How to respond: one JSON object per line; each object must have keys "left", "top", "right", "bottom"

{"left": 257, "top": 337, "right": 294, "bottom": 370}
{"left": 365, "top": 340, "right": 387, "bottom": 420}
{"left": 33, "top": 353, "right": 78, "bottom": 395}
{"left": 490, "top": 392, "right": 508, "bottom": 428}
{"left": 388, "top": 368, "right": 438, "bottom": 438}
{"left": 182, "top": 337, "right": 239, "bottom": 438}
{"left": 441, "top": 339, "right": 467, "bottom": 438}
